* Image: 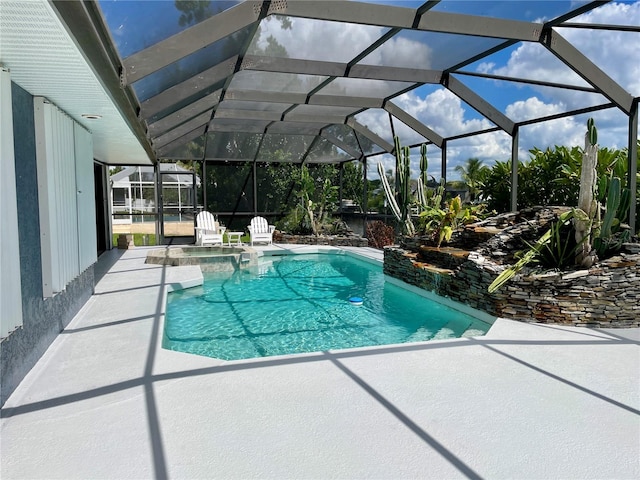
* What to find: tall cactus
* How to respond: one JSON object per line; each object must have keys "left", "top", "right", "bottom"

{"left": 574, "top": 118, "right": 598, "bottom": 267}
{"left": 419, "top": 143, "right": 428, "bottom": 186}
{"left": 600, "top": 176, "right": 621, "bottom": 237}
{"left": 416, "top": 142, "right": 445, "bottom": 210}
{"left": 574, "top": 118, "right": 631, "bottom": 263}
{"left": 594, "top": 175, "right": 631, "bottom": 255}
{"left": 395, "top": 136, "right": 412, "bottom": 230}
{"left": 377, "top": 136, "right": 415, "bottom": 235}
{"left": 417, "top": 143, "right": 428, "bottom": 207}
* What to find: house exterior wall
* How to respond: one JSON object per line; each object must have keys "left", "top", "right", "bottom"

{"left": 0, "top": 83, "right": 94, "bottom": 407}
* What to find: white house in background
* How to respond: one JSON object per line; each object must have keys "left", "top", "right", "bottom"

{"left": 110, "top": 164, "right": 201, "bottom": 225}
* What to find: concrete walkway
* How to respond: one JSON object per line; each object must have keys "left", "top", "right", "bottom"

{"left": 1, "top": 246, "right": 638, "bottom": 479}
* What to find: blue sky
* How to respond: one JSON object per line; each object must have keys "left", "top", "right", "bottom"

{"left": 99, "top": 1, "right": 639, "bottom": 180}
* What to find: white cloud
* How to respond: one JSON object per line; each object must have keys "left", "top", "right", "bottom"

{"left": 519, "top": 116, "right": 584, "bottom": 151}
{"left": 505, "top": 97, "right": 563, "bottom": 122}
{"left": 255, "top": 16, "right": 387, "bottom": 62}
{"left": 487, "top": 2, "right": 639, "bottom": 99}
{"left": 573, "top": 0, "right": 640, "bottom": 26}
{"left": 353, "top": 109, "right": 393, "bottom": 144}
{"left": 476, "top": 62, "right": 496, "bottom": 74}
{"left": 395, "top": 90, "right": 512, "bottom": 178}
{"left": 363, "top": 35, "right": 434, "bottom": 69}
{"left": 490, "top": 42, "right": 587, "bottom": 87}
{"left": 396, "top": 89, "right": 493, "bottom": 137}
{"left": 564, "top": 2, "right": 640, "bottom": 96}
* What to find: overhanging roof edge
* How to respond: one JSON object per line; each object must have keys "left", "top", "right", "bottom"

{"left": 50, "top": 0, "right": 156, "bottom": 163}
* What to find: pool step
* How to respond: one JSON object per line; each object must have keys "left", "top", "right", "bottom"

{"left": 432, "top": 319, "right": 473, "bottom": 340}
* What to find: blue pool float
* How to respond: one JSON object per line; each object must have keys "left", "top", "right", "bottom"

{"left": 349, "top": 296, "right": 363, "bottom": 306}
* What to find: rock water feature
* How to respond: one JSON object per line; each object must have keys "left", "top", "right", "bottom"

{"left": 384, "top": 207, "right": 640, "bottom": 328}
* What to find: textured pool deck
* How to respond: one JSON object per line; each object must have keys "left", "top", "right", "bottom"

{"left": 1, "top": 245, "right": 639, "bottom": 479}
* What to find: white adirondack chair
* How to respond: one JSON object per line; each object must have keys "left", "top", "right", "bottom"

{"left": 195, "top": 211, "right": 226, "bottom": 246}
{"left": 248, "top": 216, "right": 275, "bottom": 245}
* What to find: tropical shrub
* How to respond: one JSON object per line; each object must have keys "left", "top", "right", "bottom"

{"left": 454, "top": 157, "right": 489, "bottom": 202}
{"left": 519, "top": 146, "right": 582, "bottom": 207}
{"left": 342, "top": 161, "right": 364, "bottom": 212}
{"left": 276, "top": 165, "right": 339, "bottom": 235}
{"left": 479, "top": 160, "right": 512, "bottom": 212}
{"left": 479, "top": 141, "right": 637, "bottom": 221}
{"left": 277, "top": 204, "right": 312, "bottom": 234}
{"left": 416, "top": 196, "right": 480, "bottom": 247}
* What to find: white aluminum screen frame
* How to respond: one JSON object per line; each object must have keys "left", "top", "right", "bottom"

{"left": 0, "top": 67, "right": 24, "bottom": 338}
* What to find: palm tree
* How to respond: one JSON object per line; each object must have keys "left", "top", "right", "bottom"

{"left": 454, "top": 158, "right": 488, "bottom": 202}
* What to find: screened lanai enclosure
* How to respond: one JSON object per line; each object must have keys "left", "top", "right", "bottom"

{"left": 49, "top": 0, "right": 639, "bottom": 242}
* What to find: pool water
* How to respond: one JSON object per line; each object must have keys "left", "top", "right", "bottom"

{"left": 163, "top": 253, "right": 492, "bottom": 360}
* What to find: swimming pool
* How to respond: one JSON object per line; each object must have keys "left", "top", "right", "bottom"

{"left": 163, "top": 252, "right": 493, "bottom": 360}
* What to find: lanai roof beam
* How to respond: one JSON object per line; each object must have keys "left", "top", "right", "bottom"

{"left": 347, "top": 118, "right": 394, "bottom": 153}
{"left": 272, "top": 1, "right": 542, "bottom": 41}
{"left": 542, "top": 28, "right": 635, "bottom": 114}
{"left": 445, "top": 75, "right": 515, "bottom": 135}
{"left": 384, "top": 102, "right": 444, "bottom": 148}
{"left": 121, "top": 1, "right": 262, "bottom": 84}
{"left": 139, "top": 60, "right": 233, "bottom": 119}
{"left": 320, "top": 131, "right": 362, "bottom": 160}
{"left": 152, "top": 110, "right": 213, "bottom": 149}
{"left": 240, "top": 55, "right": 443, "bottom": 84}
{"left": 156, "top": 126, "right": 206, "bottom": 158}
{"left": 146, "top": 91, "right": 222, "bottom": 138}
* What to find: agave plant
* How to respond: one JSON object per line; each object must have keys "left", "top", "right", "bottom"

{"left": 488, "top": 209, "right": 589, "bottom": 294}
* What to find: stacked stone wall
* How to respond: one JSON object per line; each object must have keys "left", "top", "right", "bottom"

{"left": 384, "top": 246, "right": 640, "bottom": 328}
{"left": 275, "top": 233, "right": 368, "bottom": 247}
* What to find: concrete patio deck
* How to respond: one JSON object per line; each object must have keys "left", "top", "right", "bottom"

{"left": 1, "top": 245, "right": 638, "bottom": 479}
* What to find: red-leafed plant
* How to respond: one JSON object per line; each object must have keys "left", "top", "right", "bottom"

{"left": 366, "top": 221, "right": 396, "bottom": 249}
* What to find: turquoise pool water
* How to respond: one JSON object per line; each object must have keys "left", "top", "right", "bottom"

{"left": 163, "top": 253, "right": 492, "bottom": 360}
